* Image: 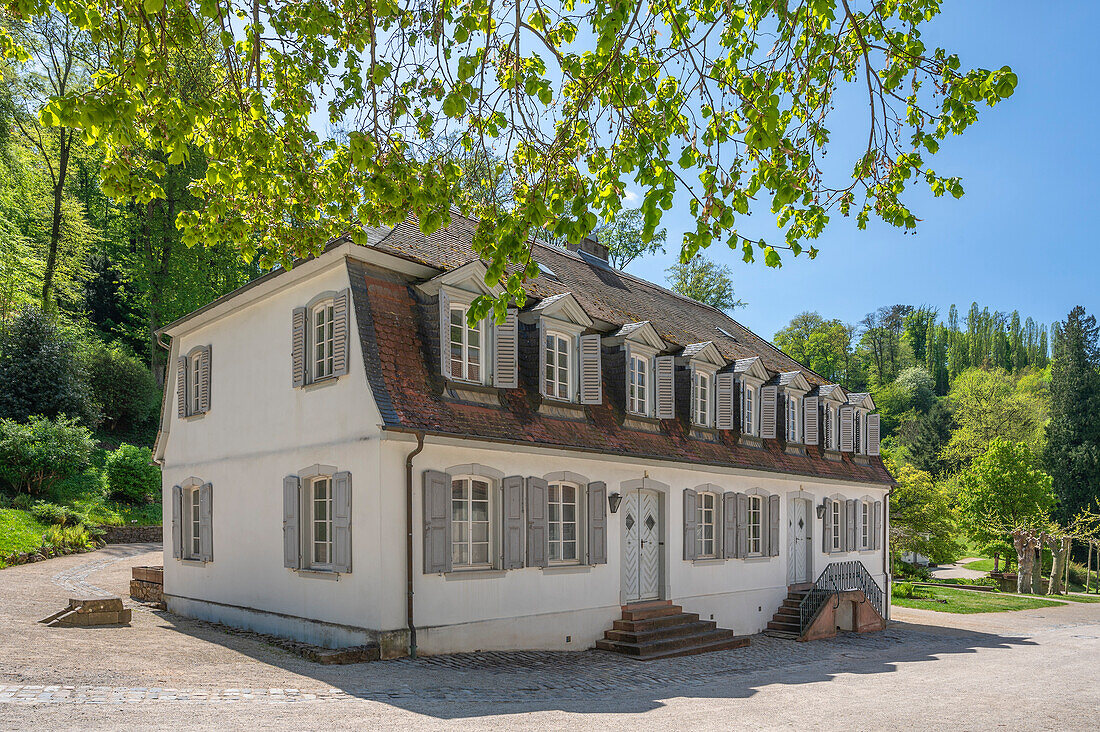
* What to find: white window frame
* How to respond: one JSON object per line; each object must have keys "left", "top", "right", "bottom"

{"left": 831, "top": 499, "right": 842, "bottom": 552}
{"left": 693, "top": 370, "right": 713, "bottom": 428}
{"left": 861, "top": 500, "right": 871, "bottom": 550}
{"left": 451, "top": 474, "right": 494, "bottom": 569}
{"left": 743, "top": 385, "right": 757, "bottom": 435}
{"left": 309, "top": 299, "right": 336, "bottom": 382}
{"left": 747, "top": 494, "right": 763, "bottom": 556}
{"left": 305, "top": 475, "right": 334, "bottom": 571}
{"left": 786, "top": 394, "right": 801, "bottom": 443}
{"left": 696, "top": 491, "right": 718, "bottom": 558}
{"left": 543, "top": 330, "right": 574, "bottom": 402}
{"left": 189, "top": 356, "right": 202, "bottom": 416}
{"left": 548, "top": 481, "right": 584, "bottom": 564}
{"left": 448, "top": 304, "right": 485, "bottom": 384}
{"left": 184, "top": 485, "right": 201, "bottom": 559}
{"left": 628, "top": 352, "right": 651, "bottom": 416}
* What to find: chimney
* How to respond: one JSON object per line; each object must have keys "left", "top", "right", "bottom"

{"left": 566, "top": 235, "right": 609, "bottom": 263}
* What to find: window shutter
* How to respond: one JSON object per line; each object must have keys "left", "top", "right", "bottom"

{"left": 821, "top": 498, "right": 833, "bottom": 553}
{"left": 283, "top": 475, "right": 301, "bottom": 569}
{"left": 867, "top": 413, "right": 881, "bottom": 456}
{"left": 494, "top": 309, "right": 519, "bottom": 389}
{"left": 655, "top": 355, "right": 675, "bottom": 419}
{"left": 291, "top": 307, "right": 307, "bottom": 388}
{"left": 736, "top": 492, "right": 749, "bottom": 558}
{"left": 332, "top": 288, "right": 350, "bottom": 377}
{"left": 855, "top": 500, "right": 865, "bottom": 550}
{"left": 682, "top": 488, "right": 698, "bottom": 561}
{"left": 767, "top": 494, "right": 780, "bottom": 557}
{"left": 423, "top": 470, "right": 452, "bottom": 573}
{"left": 716, "top": 373, "right": 735, "bottom": 430}
{"left": 845, "top": 499, "right": 857, "bottom": 551}
{"left": 740, "top": 381, "right": 748, "bottom": 433}
{"left": 501, "top": 475, "right": 525, "bottom": 569}
{"left": 199, "top": 482, "right": 213, "bottom": 562}
{"left": 438, "top": 290, "right": 451, "bottom": 380}
{"left": 804, "top": 395, "right": 819, "bottom": 445}
{"left": 198, "top": 346, "right": 212, "bottom": 414}
{"left": 171, "top": 485, "right": 183, "bottom": 559}
{"left": 176, "top": 357, "right": 187, "bottom": 418}
{"left": 873, "top": 500, "right": 883, "bottom": 550}
{"left": 690, "top": 369, "right": 699, "bottom": 425}
{"left": 722, "top": 492, "right": 737, "bottom": 558}
{"left": 840, "top": 407, "right": 854, "bottom": 452}
{"left": 760, "top": 385, "right": 777, "bottom": 439}
{"left": 587, "top": 481, "right": 607, "bottom": 564}
{"left": 538, "top": 321, "right": 547, "bottom": 398}
{"left": 332, "top": 471, "right": 352, "bottom": 573}
{"left": 579, "top": 334, "right": 603, "bottom": 404}
{"left": 526, "top": 476, "right": 549, "bottom": 568}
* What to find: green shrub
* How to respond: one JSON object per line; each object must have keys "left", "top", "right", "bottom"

{"left": 42, "top": 524, "right": 92, "bottom": 551}
{"left": 83, "top": 341, "right": 159, "bottom": 435}
{"left": 30, "top": 501, "right": 73, "bottom": 526}
{"left": 104, "top": 444, "right": 160, "bottom": 503}
{"left": 893, "top": 559, "right": 932, "bottom": 581}
{"left": 11, "top": 493, "right": 34, "bottom": 511}
{"left": 0, "top": 415, "right": 95, "bottom": 496}
{"left": 0, "top": 306, "right": 98, "bottom": 426}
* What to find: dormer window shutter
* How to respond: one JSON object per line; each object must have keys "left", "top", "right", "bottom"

{"left": 332, "top": 288, "right": 350, "bottom": 377}
{"left": 760, "top": 385, "right": 777, "bottom": 439}
{"left": 578, "top": 334, "right": 603, "bottom": 404}
{"left": 715, "top": 373, "right": 735, "bottom": 429}
{"left": 655, "top": 355, "right": 675, "bottom": 419}
{"left": 291, "top": 307, "right": 307, "bottom": 387}
{"left": 438, "top": 290, "right": 452, "bottom": 380}
{"left": 803, "top": 395, "right": 819, "bottom": 445}
{"left": 494, "top": 308, "right": 519, "bottom": 389}
{"left": 840, "top": 406, "right": 854, "bottom": 452}
{"left": 867, "top": 413, "right": 881, "bottom": 456}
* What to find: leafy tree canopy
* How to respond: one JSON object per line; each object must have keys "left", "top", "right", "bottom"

{"left": 943, "top": 366, "right": 1046, "bottom": 469}
{"left": 772, "top": 311, "right": 857, "bottom": 385}
{"left": 885, "top": 455, "right": 959, "bottom": 564}
{"left": 666, "top": 256, "right": 743, "bottom": 313}
{"left": 956, "top": 439, "right": 1053, "bottom": 548}
{"left": 1, "top": 0, "right": 1016, "bottom": 319}
{"left": 596, "top": 207, "right": 665, "bottom": 271}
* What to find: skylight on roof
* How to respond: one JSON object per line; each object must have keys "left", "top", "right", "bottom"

{"left": 536, "top": 260, "right": 558, "bottom": 279}
{"left": 716, "top": 326, "right": 737, "bottom": 341}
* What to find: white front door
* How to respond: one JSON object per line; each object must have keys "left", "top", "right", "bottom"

{"left": 621, "top": 489, "right": 661, "bottom": 602}
{"left": 787, "top": 497, "right": 812, "bottom": 585}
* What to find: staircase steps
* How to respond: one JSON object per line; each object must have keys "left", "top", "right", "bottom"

{"left": 597, "top": 602, "right": 749, "bottom": 660}
{"left": 763, "top": 587, "right": 811, "bottom": 640}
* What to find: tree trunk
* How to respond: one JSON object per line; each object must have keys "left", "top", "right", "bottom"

{"left": 1014, "top": 532, "right": 1036, "bottom": 594}
{"left": 1047, "top": 537, "right": 1069, "bottom": 595}
{"left": 1031, "top": 547, "right": 1043, "bottom": 594}
{"left": 993, "top": 553, "right": 1000, "bottom": 573}
{"left": 40, "top": 128, "right": 70, "bottom": 308}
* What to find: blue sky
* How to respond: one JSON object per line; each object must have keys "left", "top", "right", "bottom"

{"left": 623, "top": 2, "right": 1100, "bottom": 342}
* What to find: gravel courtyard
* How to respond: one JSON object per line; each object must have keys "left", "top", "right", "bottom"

{"left": 1, "top": 544, "right": 1098, "bottom": 730}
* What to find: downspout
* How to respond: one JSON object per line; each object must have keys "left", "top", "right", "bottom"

{"left": 883, "top": 486, "right": 895, "bottom": 620}
{"left": 405, "top": 431, "right": 425, "bottom": 658}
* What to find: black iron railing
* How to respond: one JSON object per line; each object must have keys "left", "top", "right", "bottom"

{"left": 798, "top": 561, "right": 884, "bottom": 634}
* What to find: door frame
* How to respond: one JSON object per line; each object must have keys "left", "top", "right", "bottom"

{"left": 786, "top": 491, "right": 814, "bottom": 586}
{"left": 619, "top": 477, "right": 669, "bottom": 605}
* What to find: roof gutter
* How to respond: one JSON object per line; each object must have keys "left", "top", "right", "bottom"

{"left": 404, "top": 431, "right": 425, "bottom": 658}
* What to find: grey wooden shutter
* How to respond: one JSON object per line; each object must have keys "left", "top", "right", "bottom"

{"left": 736, "top": 492, "right": 749, "bottom": 558}
{"left": 333, "top": 288, "right": 350, "bottom": 377}
{"left": 822, "top": 497, "right": 833, "bottom": 553}
{"left": 722, "top": 492, "right": 737, "bottom": 558}
{"left": 171, "top": 484, "right": 183, "bottom": 559}
{"left": 655, "top": 355, "right": 675, "bottom": 419}
{"left": 740, "top": 381, "right": 749, "bottom": 433}
{"left": 768, "top": 494, "right": 780, "bottom": 557}
{"left": 873, "top": 500, "right": 883, "bottom": 550}
{"left": 682, "top": 488, "right": 698, "bottom": 561}
{"left": 198, "top": 346, "right": 212, "bottom": 414}
{"left": 579, "top": 334, "right": 603, "bottom": 404}
{"left": 760, "top": 385, "right": 777, "bottom": 439}
{"left": 423, "top": 470, "right": 452, "bottom": 573}
{"left": 438, "top": 290, "right": 452, "bottom": 379}
{"left": 867, "top": 413, "right": 881, "bottom": 456}
{"left": 855, "top": 499, "right": 865, "bottom": 550}
{"left": 526, "top": 476, "right": 549, "bottom": 568}
{"left": 538, "top": 321, "right": 548, "bottom": 397}
{"left": 283, "top": 475, "right": 301, "bottom": 569}
{"left": 332, "top": 471, "right": 352, "bottom": 573}
{"left": 176, "top": 357, "right": 187, "bottom": 418}
{"left": 845, "top": 499, "right": 857, "bottom": 551}
{"left": 716, "top": 373, "right": 735, "bottom": 429}
{"left": 501, "top": 475, "right": 525, "bottom": 569}
{"left": 494, "top": 309, "right": 519, "bottom": 389}
{"left": 840, "top": 407, "right": 854, "bottom": 452}
{"left": 587, "top": 481, "right": 607, "bottom": 564}
{"left": 199, "top": 482, "right": 213, "bottom": 562}
{"left": 291, "top": 307, "right": 307, "bottom": 387}
{"left": 804, "top": 395, "right": 819, "bottom": 445}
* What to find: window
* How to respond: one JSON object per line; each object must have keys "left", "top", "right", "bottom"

{"left": 189, "top": 357, "right": 202, "bottom": 415}
{"left": 449, "top": 306, "right": 482, "bottom": 383}
{"left": 786, "top": 395, "right": 799, "bottom": 443}
{"left": 544, "top": 332, "right": 573, "bottom": 400}
{"left": 309, "top": 476, "right": 333, "bottom": 569}
{"left": 747, "top": 495, "right": 763, "bottom": 555}
{"left": 694, "top": 371, "right": 711, "bottom": 426}
{"left": 188, "top": 487, "right": 201, "bottom": 558}
{"left": 628, "top": 354, "right": 649, "bottom": 415}
{"left": 743, "top": 386, "right": 756, "bottom": 435}
{"left": 452, "top": 476, "right": 491, "bottom": 567}
{"left": 861, "top": 501, "right": 870, "bottom": 549}
{"left": 696, "top": 492, "right": 717, "bottom": 558}
{"left": 312, "top": 300, "right": 335, "bottom": 380}
{"left": 548, "top": 482, "right": 581, "bottom": 562}
{"left": 831, "top": 499, "right": 842, "bottom": 552}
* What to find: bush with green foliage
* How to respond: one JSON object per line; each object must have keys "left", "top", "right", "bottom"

{"left": 0, "top": 416, "right": 95, "bottom": 497}
{"left": 42, "top": 524, "right": 93, "bottom": 552}
{"left": 30, "top": 501, "right": 73, "bottom": 526}
{"left": 82, "top": 341, "right": 160, "bottom": 435}
{"left": 893, "top": 559, "right": 933, "bottom": 581}
{"left": 0, "top": 306, "right": 98, "bottom": 426}
{"left": 104, "top": 444, "right": 160, "bottom": 503}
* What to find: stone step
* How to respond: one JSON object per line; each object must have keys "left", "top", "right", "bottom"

{"left": 596, "top": 627, "right": 740, "bottom": 657}
{"left": 621, "top": 603, "right": 685, "bottom": 622}
{"left": 767, "top": 619, "right": 801, "bottom": 634}
{"left": 781, "top": 598, "right": 805, "bottom": 610}
{"left": 773, "top": 608, "right": 800, "bottom": 623}
{"left": 612, "top": 612, "right": 701, "bottom": 632}
{"left": 604, "top": 620, "right": 717, "bottom": 644}
{"left": 597, "top": 632, "right": 750, "bottom": 660}
{"left": 763, "top": 629, "right": 800, "bottom": 640}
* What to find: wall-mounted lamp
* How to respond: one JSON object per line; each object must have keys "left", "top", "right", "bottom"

{"left": 816, "top": 503, "right": 827, "bottom": 519}
{"left": 608, "top": 492, "right": 623, "bottom": 514}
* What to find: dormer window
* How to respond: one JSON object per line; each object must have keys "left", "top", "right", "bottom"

{"left": 449, "top": 304, "right": 483, "bottom": 383}
{"left": 681, "top": 342, "right": 723, "bottom": 430}
{"left": 694, "top": 371, "right": 711, "bottom": 427}
{"left": 743, "top": 385, "right": 756, "bottom": 435}
{"left": 312, "top": 299, "right": 336, "bottom": 381}
{"left": 544, "top": 331, "right": 573, "bottom": 400}
{"left": 786, "top": 394, "right": 800, "bottom": 443}
{"left": 628, "top": 353, "right": 650, "bottom": 416}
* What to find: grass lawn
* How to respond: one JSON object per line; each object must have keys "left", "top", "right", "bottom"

{"left": 1017, "top": 592, "right": 1100, "bottom": 604}
{"left": 0, "top": 509, "right": 49, "bottom": 566}
{"left": 964, "top": 557, "right": 995, "bottom": 572}
{"left": 892, "top": 585, "right": 1065, "bottom": 614}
